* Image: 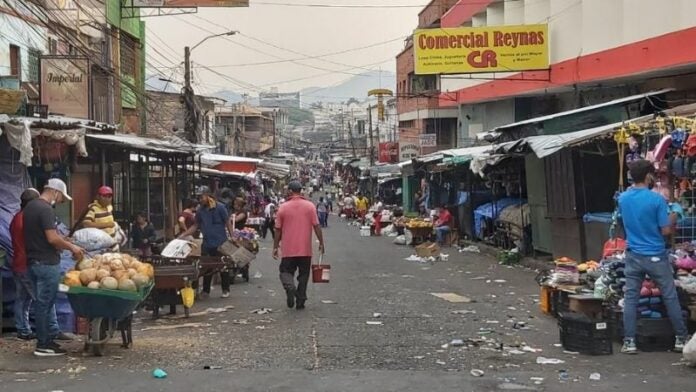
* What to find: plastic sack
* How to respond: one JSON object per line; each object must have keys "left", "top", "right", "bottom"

{"left": 393, "top": 235, "right": 406, "bottom": 245}
{"left": 404, "top": 229, "right": 413, "bottom": 246}
{"left": 114, "top": 224, "right": 128, "bottom": 247}
{"left": 161, "top": 239, "right": 193, "bottom": 258}
{"left": 683, "top": 334, "right": 696, "bottom": 366}
{"left": 71, "top": 228, "right": 116, "bottom": 251}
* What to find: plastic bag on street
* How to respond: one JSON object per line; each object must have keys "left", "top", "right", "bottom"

{"left": 393, "top": 235, "right": 406, "bottom": 245}
{"left": 72, "top": 228, "right": 116, "bottom": 251}
{"left": 404, "top": 229, "right": 413, "bottom": 246}
{"left": 684, "top": 334, "right": 696, "bottom": 366}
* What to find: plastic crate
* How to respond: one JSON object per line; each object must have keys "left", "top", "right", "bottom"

{"left": 558, "top": 312, "right": 613, "bottom": 355}
{"left": 636, "top": 318, "right": 676, "bottom": 337}
{"left": 607, "top": 308, "right": 624, "bottom": 342}
{"left": 636, "top": 334, "right": 675, "bottom": 352}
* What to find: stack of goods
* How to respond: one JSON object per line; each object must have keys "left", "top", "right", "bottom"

{"left": 405, "top": 219, "right": 433, "bottom": 230}
{"left": 232, "top": 228, "right": 259, "bottom": 253}
{"left": 548, "top": 257, "right": 580, "bottom": 286}
{"left": 63, "top": 253, "right": 154, "bottom": 292}
{"left": 638, "top": 280, "right": 665, "bottom": 319}
{"left": 594, "top": 256, "right": 626, "bottom": 301}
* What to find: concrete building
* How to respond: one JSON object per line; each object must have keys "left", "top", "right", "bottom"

{"left": 259, "top": 87, "right": 301, "bottom": 109}
{"left": 396, "top": 0, "right": 460, "bottom": 159}
{"left": 216, "top": 105, "right": 275, "bottom": 157}
{"left": 145, "top": 91, "right": 217, "bottom": 145}
{"left": 436, "top": 0, "right": 696, "bottom": 141}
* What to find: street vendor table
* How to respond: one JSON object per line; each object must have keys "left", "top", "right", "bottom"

{"left": 408, "top": 226, "right": 433, "bottom": 245}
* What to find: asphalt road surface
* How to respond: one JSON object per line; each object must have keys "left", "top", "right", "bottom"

{"left": 1, "top": 216, "right": 694, "bottom": 391}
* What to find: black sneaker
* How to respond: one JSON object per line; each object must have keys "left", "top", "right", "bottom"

{"left": 34, "top": 345, "right": 67, "bottom": 357}
{"left": 17, "top": 333, "right": 36, "bottom": 341}
{"left": 54, "top": 332, "right": 75, "bottom": 341}
{"left": 286, "top": 289, "right": 296, "bottom": 309}
{"left": 296, "top": 299, "right": 306, "bottom": 310}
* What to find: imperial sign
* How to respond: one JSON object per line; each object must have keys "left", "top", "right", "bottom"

{"left": 413, "top": 24, "right": 549, "bottom": 75}
{"left": 40, "top": 57, "right": 90, "bottom": 119}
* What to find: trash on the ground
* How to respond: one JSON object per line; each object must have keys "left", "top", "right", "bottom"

{"left": 441, "top": 343, "right": 449, "bottom": 349}
{"left": 67, "top": 365, "right": 87, "bottom": 374}
{"left": 470, "top": 369, "right": 485, "bottom": 377}
{"left": 485, "top": 320, "right": 500, "bottom": 324}
{"left": 435, "top": 360, "right": 447, "bottom": 365}
{"left": 470, "top": 276, "right": 488, "bottom": 280}
{"left": 372, "top": 312, "right": 382, "bottom": 318}
{"left": 203, "top": 365, "right": 223, "bottom": 370}
{"left": 152, "top": 368, "right": 168, "bottom": 379}
{"left": 413, "top": 355, "right": 425, "bottom": 360}
{"left": 440, "top": 253, "right": 450, "bottom": 261}
{"left": 163, "top": 306, "right": 234, "bottom": 319}
{"left": 513, "top": 321, "right": 528, "bottom": 330}
{"left": 401, "top": 274, "right": 415, "bottom": 278}
{"left": 536, "top": 357, "right": 565, "bottom": 365}
{"left": 250, "top": 308, "right": 273, "bottom": 315}
{"left": 141, "top": 322, "right": 210, "bottom": 331}
{"left": 321, "top": 300, "right": 337, "bottom": 304}
{"left": 530, "top": 377, "right": 544, "bottom": 384}
{"left": 450, "top": 339, "right": 464, "bottom": 347}
{"left": 494, "top": 279, "right": 507, "bottom": 283}
{"left": 589, "top": 373, "right": 601, "bottom": 381}
{"left": 255, "top": 326, "right": 266, "bottom": 330}
{"left": 507, "top": 349, "right": 525, "bottom": 355}
{"left": 452, "top": 309, "right": 476, "bottom": 315}
{"left": 498, "top": 383, "right": 537, "bottom": 390}
{"left": 563, "top": 350, "right": 580, "bottom": 355}
{"left": 522, "top": 346, "right": 542, "bottom": 353}
{"left": 405, "top": 255, "right": 428, "bottom": 263}
{"left": 478, "top": 328, "right": 494, "bottom": 335}
{"left": 430, "top": 292, "right": 472, "bottom": 303}
{"left": 460, "top": 245, "right": 481, "bottom": 253}
{"left": 232, "top": 319, "right": 249, "bottom": 325}
{"left": 558, "top": 370, "right": 569, "bottom": 382}
{"left": 253, "top": 271, "right": 263, "bottom": 279}
{"left": 366, "top": 321, "right": 383, "bottom": 325}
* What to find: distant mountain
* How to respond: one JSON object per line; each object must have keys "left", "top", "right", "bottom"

{"left": 301, "top": 70, "right": 396, "bottom": 105}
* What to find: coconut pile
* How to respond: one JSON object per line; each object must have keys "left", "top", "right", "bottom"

{"left": 64, "top": 253, "right": 154, "bottom": 292}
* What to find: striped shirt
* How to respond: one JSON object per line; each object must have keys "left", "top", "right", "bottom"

{"left": 84, "top": 201, "right": 115, "bottom": 236}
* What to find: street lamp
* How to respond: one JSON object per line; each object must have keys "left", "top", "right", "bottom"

{"left": 184, "top": 30, "right": 238, "bottom": 143}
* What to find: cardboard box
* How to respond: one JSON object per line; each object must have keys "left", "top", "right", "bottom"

{"left": 189, "top": 239, "right": 202, "bottom": 257}
{"left": 568, "top": 294, "right": 604, "bottom": 319}
{"left": 415, "top": 242, "right": 440, "bottom": 258}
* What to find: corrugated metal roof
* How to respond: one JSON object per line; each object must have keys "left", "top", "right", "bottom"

{"left": 201, "top": 153, "right": 263, "bottom": 163}
{"left": 86, "top": 133, "right": 194, "bottom": 154}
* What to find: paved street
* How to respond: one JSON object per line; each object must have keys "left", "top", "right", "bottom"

{"left": 1, "top": 217, "right": 694, "bottom": 391}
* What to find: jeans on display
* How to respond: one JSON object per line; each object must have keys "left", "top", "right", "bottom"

{"left": 622, "top": 251, "right": 688, "bottom": 339}
{"left": 435, "top": 225, "right": 451, "bottom": 245}
{"left": 28, "top": 262, "right": 62, "bottom": 347}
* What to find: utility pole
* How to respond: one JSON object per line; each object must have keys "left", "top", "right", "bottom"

{"left": 183, "top": 46, "right": 197, "bottom": 143}
{"left": 347, "top": 120, "right": 357, "bottom": 158}
{"left": 367, "top": 104, "right": 375, "bottom": 167}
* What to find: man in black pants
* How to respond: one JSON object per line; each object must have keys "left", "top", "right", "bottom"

{"left": 179, "top": 186, "right": 235, "bottom": 298}
{"left": 273, "top": 181, "right": 325, "bottom": 310}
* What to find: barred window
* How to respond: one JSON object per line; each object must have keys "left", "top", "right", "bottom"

{"left": 27, "top": 48, "right": 41, "bottom": 82}
{"left": 120, "top": 33, "right": 137, "bottom": 77}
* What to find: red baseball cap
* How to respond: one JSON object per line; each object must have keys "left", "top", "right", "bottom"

{"left": 97, "top": 186, "right": 114, "bottom": 196}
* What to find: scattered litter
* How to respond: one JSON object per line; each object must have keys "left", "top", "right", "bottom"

{"left": 522, "top": 346, "right": 542, "bottom": 353}
{"left": 563, "top": 350, "right": 579, "bottom": 355}
{"left": 321, "top": 300, "right": 337, "bottom": 304}
{"left": 430, "top": 292, "right": 472, "bottom": 303}
{"left": 372, "top": 312, "right": 382, "bottom": 318}
{"left": 450, "top": 339, "right": 464, "bottom": 347}
{"left": 513, "top": 322, "right": 528, "bottom": 330}
{"left": 253, "top": 271, "right": 263, "bottom": 279}
{"left": 141, "top": 322, "right": 210, "bottom": 331}
{"left": 162, "top": 306, "right": 234, "bottom": 319}
{"left": 452, "top": 310, "right": 477, "bottom": 315}
{"left": 498, "top": 383, "right": 537, "bottom": 390}
{"left": 366, "top": 321, "right": 383, "bottom": 325}
{"left": 203, "top": 365, "right": 222, "bottom": 370}
{"left": 553, "top": 344, "right": 562, "bottom": 347}
{"left": 435, "top": 360, "right": 447, "bottom": 365}
{"left": 536, "top": 357, "right": 565, "bottom": 365}
{"left": 255, "top": 326, "right": 266, "bottom": 330}
{"left": 413, "top": 356, "right": 425, "bottom": 360}
{"left": 405, "top": 255, "right": 428, "bottom": 263}
{"left": 478, "top": 328, "right": 494, "bottom": 335}
{"left": 494, "top": 279, "right": 507, "bottom": 283}
{"left": 401, "top": 274, "right": 415, "bottom": 278}
{"left": 507, "top": 349, "right": 525, "bottom": 355}
{"left": 250, "top": 308, "right": 273, "bottom": 315}
{"left": 530, "top": 377, "right": 544, "bottom": 384}
{"left": 470, "top": 276, "right": 487, "bottom": 280}
{"left": 558, "top": 370, "right": 569, "bottom": 382}
{"left": 232, "top": 319, "right": 249, "bottom": 325}
{"left": 485, "top": 320, "right": 500, "bottom": 324}
{"left": 440, "top": 254, "right": 450, "bottom": 261}
{"left": 441, "top": 343, "right": 449, "bottom": 349}
{"left": 67, "top": 366, "right": 87, "bottom": 374}
{"left": 460, "top": 245, "right": 481, "bottom": 253}
{"left": 15, "top": 379, "right": 28, "bottom": 383}
{"left": 470, "top": 369, "right": 485, "bottom": 377}
{"left": 152, "top": 368, "right": 168, "bottom": 379}
{"left": 589, "top": 373, "right": 601, "bottom": 381}
{"left": 507, "top": 307, "right": 517, "bottom": 311}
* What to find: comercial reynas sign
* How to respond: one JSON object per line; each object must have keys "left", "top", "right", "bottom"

{"left": 40, "top": 56, "right": 90, "bottom": 119}
{"left": 400, "top": 143, "right": 419, "bottom": 162}
{"left": 413, "top": 24, "right": 549, "bottom": 75}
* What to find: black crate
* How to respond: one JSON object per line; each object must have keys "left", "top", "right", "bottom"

{"left": 636, "top": 334, "right": 675, "bottom": 352}
{"left": 558, "top": 312, "right": 613, "bottom": 355}
{"left": 607, "top": 308, "right": 624, "bottom": 342}
{"left": 636, "top": 318, "right": 675, "bottom": 337}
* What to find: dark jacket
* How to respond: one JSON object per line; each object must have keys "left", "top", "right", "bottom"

{"left": 131, "top": 223, "right": 156, "bottom": 248}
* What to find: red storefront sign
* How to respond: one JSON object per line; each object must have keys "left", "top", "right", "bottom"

{"left": 378, "top": 142, "right": 399, "bottom": 163}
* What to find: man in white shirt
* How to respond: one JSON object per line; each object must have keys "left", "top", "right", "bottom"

{"left": 262, "top": 196, "right": 276, "bottom": 240}
{"left": 342, "top": 193, "right": 355, "bottom": 219}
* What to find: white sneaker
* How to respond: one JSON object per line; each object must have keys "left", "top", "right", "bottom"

{"left": 221, "top": 291, "right": 230, "bottom": 298}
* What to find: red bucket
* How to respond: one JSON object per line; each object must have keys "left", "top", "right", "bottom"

{"left": 312, "top": 256, "right": 330, "bottom": 283}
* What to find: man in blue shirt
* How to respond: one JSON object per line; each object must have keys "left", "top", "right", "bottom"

{"left": 179, "top": 186, "right": 234, "bottom": 298}
{"left": 618, "top": 160, "right": 688, "bottom": 354}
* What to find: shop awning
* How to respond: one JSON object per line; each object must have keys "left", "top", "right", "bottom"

{"left": 521, "top": 116, "right": 653, "bottom": 158}
{"left": 257, "top": 161, "right": 290, "bottom": 178}
{"left": 477, "top": 89, "right": 673, "bottom": 141}
{"left": 200, "top": 153, "right": 263, "bottom": 164}
{"left": 86, "top": 133, "right": 197, "bottom": 155}
{"left": 369, "top": 163, "right": 402, "bottom": 176}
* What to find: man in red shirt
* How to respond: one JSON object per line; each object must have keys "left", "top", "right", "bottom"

{"left": 273, "top": 181, "right": 325, "bottom": 310}
{"left": 10, "top": 188, "right": 40, "bottom": 340}
{"left": 434, "top": 204, "right": 453, "bottom": 246}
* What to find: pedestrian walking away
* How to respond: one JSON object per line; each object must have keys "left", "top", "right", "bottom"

{"left": 262, "top": 196, "right": 277, "bottom": 239}
{"left": 24, "top": 179, "right": 84, "bottom": 357}
{"left": 179, "top": 186, "right": 235, "bottom": 299}
{"left": 273, "top": 180, "right": 325, "bottom": 310}
{"left": 617, "top": 160, "right": 689, "bottom": 354}
{"left": 317, "top": 197, "right": 329, "bottom": 228}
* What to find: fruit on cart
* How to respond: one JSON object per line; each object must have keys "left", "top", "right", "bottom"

{"left": 96, "top": 268, "right": 110, "bottom": 280}
{"left": 87, "top": 281, "right": 101, "bottom": 289}
{"left": 64, "top": 271, "right": 82, "bottom": 287}
{"left": 101, "top": 276, "right": 119, "bottom": 290}
{"left": 77, "top": 259, "right": 94, "bottom": 271}
{"left": 79, "top": 268, "right": 97, "bottom": 285}
{"left": 132, "top": 273, "right": 150, "bottom": 289}
{"left": 118, "top": 278, "right": 137, "bottom": 292}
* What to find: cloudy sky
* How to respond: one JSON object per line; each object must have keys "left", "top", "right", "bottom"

{"left": 145, "top": 0, "right": 425, "bottom": 95}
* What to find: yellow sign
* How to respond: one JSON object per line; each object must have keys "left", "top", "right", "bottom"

{"left": 413, "top": 24, "right": 549, "bottom": 75}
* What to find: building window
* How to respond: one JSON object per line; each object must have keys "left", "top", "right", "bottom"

{"left": 120, "top": 33, "right": 137, "bottom": 78}
{"left": 409, "top": 73, "right": 438, "bottom": 94}
{"left": 48, "top": 38, "right": 57, "bottom": 55}
{"left": 9, "top": 45, "right": 20, "bottom": 78}
{"left": 27, "top": 49, "right": 41, "bottom": 82}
